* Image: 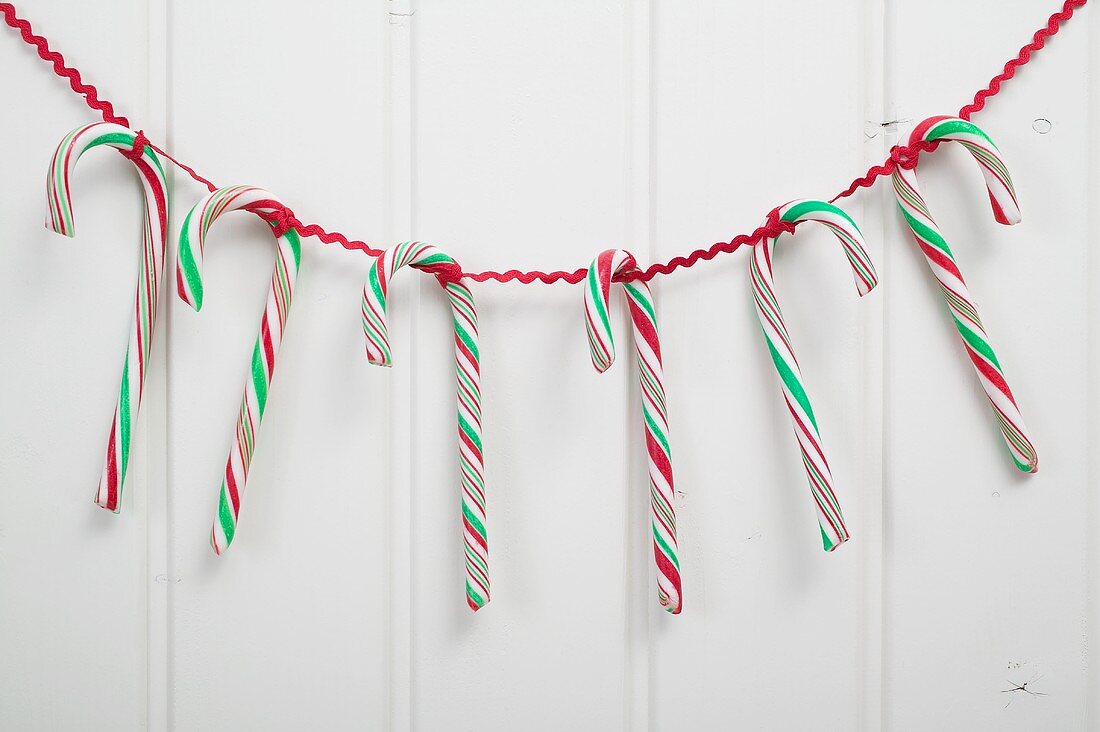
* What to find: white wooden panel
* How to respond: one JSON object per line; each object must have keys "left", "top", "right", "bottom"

{"left": 408, "top": 2, "right": 636, "bottom": 728}
{"left": 164, "top": 2, "right": 390, "bottom": 730}
{"left": 886, "top": 1, "right": 1091, "bottom": 728}
{"left": 649, "top": 2, "right": 877, "bottom": 729}
{"left": 0, "top": 2, "right": 154, "bottom": 730}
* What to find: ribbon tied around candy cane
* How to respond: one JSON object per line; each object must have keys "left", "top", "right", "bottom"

{"left": 584, "top": 249, "right": 682, "bottom": 614}
{"left": 177, "top": 185, "right": 302, "bottom": 555}
{"left": 892, "top": 115, "right": 1037, "bottom": 473}
{"left": 362, "top": 242, "right": 490, "bottom": 612}
{"left": 46, "top": 122, "right": 169, "bottom": 513}
{"left": 750, "top": 199, "right": 878, "bottom": 552}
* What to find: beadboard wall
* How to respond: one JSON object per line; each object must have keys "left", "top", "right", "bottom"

{"left": 1, "top": 1, "right": 1097, "bottom": 729}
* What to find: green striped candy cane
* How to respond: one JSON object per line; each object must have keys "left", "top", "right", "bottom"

{"left": 362, "top": 242, "right": 489, "bottom": 612}
{"left": 46, "top": 122, "right": 169, "bottom": 513}
{"left": 750, "top": 199, "right": 878, "bottom": 551}
{"left": 892, "top": 115, "right": 1037, "bottom": 473}
{"left": 584, "top": 249, "right": 682, "bottom": 614}
{"left": 177, "top": 186, "right": 302, "bottom": 555}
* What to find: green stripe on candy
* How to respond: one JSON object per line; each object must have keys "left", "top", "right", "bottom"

{"left": 926, "top": 118, "right": 997, "bottom": 148}
{"left": 251, "top": 343, "right": 269, "bottom": 416}
{"left": 899, "top": 207, "right": 955, "bottom": 260}
{"left": 589, "top": 268, "right": 613, "bottom": 341}
{"left": 952, "top": 316, "right": 1003, "bottom": 370}
{"left": 179, "top": 207, "right": 205, "bottom": 308}
{"left": 763, "top": 329, "right": 819, "bottom": 432}
{"left": 458, "top": 413, "right": 483, "bottom": 452}
{"left": 218, "top": 491, "right": 236, "bottom": 544}
{"left": 117, "top": 359, "right": 132, "bottom": 508}
{"left": 783, "top": 199, "right": 859, "bottom": 230}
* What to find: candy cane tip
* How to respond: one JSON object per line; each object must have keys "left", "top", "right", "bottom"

{"left": 44, "top": 214, "right": 75, "bottom": 236}
{"left": 93, "top": 496, "right": 120, "bottom": 513}
{"left": 45, "top": 221, "right": 75, "bottom": 238}
{"left": 1015, "top": 456, "right": 1039, "bottom": 474}
{"left": 467, "top": 593, "right": 489, "bottom": 612}
{"left": 174, "top": 288, "right": 202, "bottom": 312}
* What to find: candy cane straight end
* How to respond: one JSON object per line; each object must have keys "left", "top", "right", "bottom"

{"left": 212, "top": 499, "right": 236, "bottom": 556}
{"left": 365, "top": 349, "right": 393, "bottom": 368}
{"left": 93, "top": 457, "right": 121, "bottom": 513}
{"left": 822, "top": 526, "right": 851, "bottom": 553}
{"left": 1013, "top": 446, "right": 1039, "bottom": 474}
{"left": 45, "top": 219, "right": 76, "bottom": 238}
{"left": 93, "top": 494, "right": 121, "bottom": 514}
{"left": 467, "top": 589, "right": 489, "bottom": 613}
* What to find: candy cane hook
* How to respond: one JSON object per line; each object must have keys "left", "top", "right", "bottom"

{"left": 584, "top": 249, "right": 682, "bottom": 614}
{"left": 46, "top": 122, "right": 169, "bottom": 513}
{"left": 892, "top": 115, "right": 1037, "bottom": 473}
{"left": 177, "top": 186, "right": 302, "bottom": 555}
{"left": 750, "top": 200, "right": 878, "bottom": 552}
{"left": 362, "top": 242, "right": 489, "bottom": 612}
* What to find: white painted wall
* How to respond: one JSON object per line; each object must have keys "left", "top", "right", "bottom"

{"left": 1, "top": 1, "right": 1098, "bottom": 729}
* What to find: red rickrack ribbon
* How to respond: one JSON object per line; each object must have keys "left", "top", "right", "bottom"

{"left": 121, "top": 129, "right": 148, "bottom": 162}
{"left": 0, "top": 0, "right": 1088, "bottom": 284}
{"left": 266, "top": 204, "right": 300, "bottom": 239}
{"left": 417, "top": 260, "right": 466, "bottom": 287}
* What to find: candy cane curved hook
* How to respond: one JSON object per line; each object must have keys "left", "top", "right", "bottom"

{"left": 750, "top": 199, "right": 878, "bottom": 552}
{"left": 584, "top": 249, "right": 682, "bottom": 614}
{"left": 362, "top": 241, "right": 489, "bottom": 612}
{"left": 46, "top": 122, "right": 169, "bottom": 513}
{"left": 892, "top": 115, "right": 1037, "bottom": 473}
{"left": 177, "top": 185, "right": 302, "bottom": 555}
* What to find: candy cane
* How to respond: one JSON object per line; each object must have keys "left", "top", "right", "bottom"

{"left": 362, "top": 242, "right": 489, "bottom": 612}
{"left": 892, "top": 115, "right": 1037, "bottom": 473}
{"left": 750, "top": 200, "right": 878, "bottom": 552}
{"left": 177, "top": 186, "right": 302, "bottom": 554}
{"left": 584, "top": 250, "right": 682, "bottom": 614}
{"left": 46, "top": 122, "right": 169, "bottom": 513}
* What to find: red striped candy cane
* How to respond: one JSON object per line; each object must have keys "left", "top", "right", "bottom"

{"left": 177, "top": 186, "right": 302, "bottom": 555}
{"left": 750, "top": 200, "right": 878, "bottom": 552}
{"left": 584, "top": 249, "right": 681, "bottom": 614}
{"left": 46, "top": 122, "right": 169, "bottom": 513}
{"left": 893, "top": 115, "right": 1037, "bottom": 473}
{"left": 362, "top": 242, "right": 489, "bottom": 612}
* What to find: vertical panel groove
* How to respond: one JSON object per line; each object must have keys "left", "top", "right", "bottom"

{"left": 624, "top": 0, "right": 654, "bottom": 729}
{"left": 145, "top": 1, "right": 172, "bottom": 730}
{"left": 858, "top": 2, "right": 889, "bottom": 730}
{"left": 1085, "top": 1, "right": 1100, "bottom": 725}
{"left": 386, "top": 1, "right": 416, "bottom": 729}
{"left": 871, "top": 3, "right": 898, "bottom": 729}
